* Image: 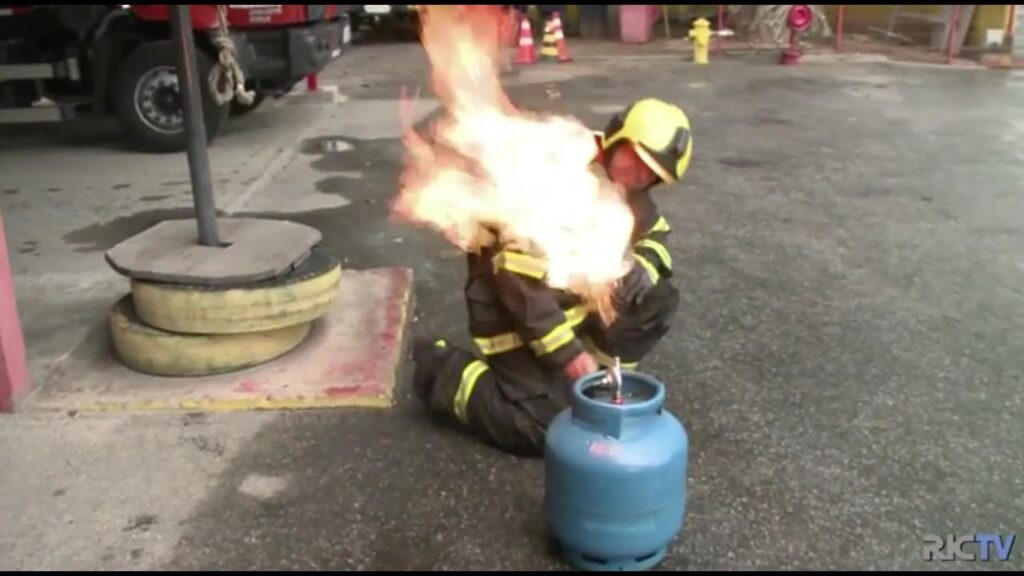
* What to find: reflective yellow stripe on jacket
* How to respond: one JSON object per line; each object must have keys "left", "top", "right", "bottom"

{"left": 473, "top": 304, "right": 589, "bottom": 357}
{"left": 633, "top": 215, "right": 672, "bottom": 282}
{"left": 528, "top": 314, "right": 577, "bottom": 356}
{"left": 453, "top": 359, "right": 489, "bottom": 425}
{"left": 636, "top": 238, "right": 672, "bottom": 270}
{"left": 634, "top": 253, "right": 660, "bottom": 284}
{"left": 492, "top": 250, "right": 547, "bottom": 280}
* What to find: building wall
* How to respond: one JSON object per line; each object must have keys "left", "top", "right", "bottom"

{"left": 820, "top": 4, "right": 1011, "bottom": 48}
{"left": 544, "top": 5, "right": 1012, "bottom": 48}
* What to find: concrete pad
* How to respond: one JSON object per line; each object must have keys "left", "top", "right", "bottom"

{"left": 21, "top": 267, "right": 413, "bottom": 414}
{"left": 1, "top": 93, "right": 349, "bottom": 386}
{"left": 105, "top": 218, "right": 322, "bottom": 285}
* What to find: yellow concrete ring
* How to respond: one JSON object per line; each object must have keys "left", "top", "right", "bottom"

{"left": 130, "top": 247, "right": 341, "bottom": 335}
{"left": 110, "top": 294, "right": 312, "bottom": 378}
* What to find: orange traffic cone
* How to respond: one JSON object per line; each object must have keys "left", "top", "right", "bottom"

{"left": 515, "top": 15, "right": 537, "bottom": 65}
{"left": 552, "top": 12, "right": 572, "bottom": 63}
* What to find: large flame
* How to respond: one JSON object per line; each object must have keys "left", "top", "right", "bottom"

{"left": 393, "top": 5, "right": 635, "bottom": 325}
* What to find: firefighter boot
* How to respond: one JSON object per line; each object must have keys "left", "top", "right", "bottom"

{"left": 412, "top": 337, "right": 449, "bottom": 403}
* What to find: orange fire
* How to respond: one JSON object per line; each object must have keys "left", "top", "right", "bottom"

{"left": 393, "top": 5, "right": 635, "bottom": 324}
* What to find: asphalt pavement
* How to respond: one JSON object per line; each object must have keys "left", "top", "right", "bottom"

{"left": 170, "top": 48, "right": 1024, "bottom": 571}
{"left": 2, "top": 41, "right": 1023, "bottom": 570}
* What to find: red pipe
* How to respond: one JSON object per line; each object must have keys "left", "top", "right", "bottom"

{"left": 947, "top": 5, "right": 960, "bottom": 64}
{"left": 1007, "top": 5, "right": 1017, "bottom": 39}
{"left": 0, "top": 210, "right": 29, "bottom": 413}
{"left": 835, "top": 5, "right": 845, "bottom": 53}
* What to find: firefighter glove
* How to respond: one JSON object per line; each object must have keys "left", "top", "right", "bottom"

{"left": 616, "top": 259, "right": 655, "bottom": 307}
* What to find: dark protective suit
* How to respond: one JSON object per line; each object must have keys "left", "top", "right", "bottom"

{"left": 418, "top": 139, "right": 680, "bottom": 457}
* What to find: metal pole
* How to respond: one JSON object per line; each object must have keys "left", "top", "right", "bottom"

{"left": 947, "top": 5, "right": 960, "bottom": 64}
{"left": 835, "top": 5, "right": 845, "bottom": 53}
{"left": 170, "top": 5, "right": 221, "bottom": 247}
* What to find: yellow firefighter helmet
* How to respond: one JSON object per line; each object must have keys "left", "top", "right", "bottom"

{"left": 601, "top": 98, "right": 693, "bottom": 183}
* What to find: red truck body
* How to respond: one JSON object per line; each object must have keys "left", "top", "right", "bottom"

{"left": 0, "top": 4, "right": 353, "bottom": 152}
{"left": 129, "top": 5, "right": 343, "bottom": 29}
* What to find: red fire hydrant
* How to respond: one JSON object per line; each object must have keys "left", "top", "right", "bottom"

{"left": 780, "top": 5, "right": 812, "bottom": 65}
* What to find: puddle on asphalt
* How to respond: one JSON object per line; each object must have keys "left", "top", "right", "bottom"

{"left": 321, "top": 138, "right": 354, "bottom": 153}
{"left": 62, "top": 207, "right": 195, "bottom": 254}
{"left": 315, "top": 176, "right": 355, "bottom": 196}
{"left": 300, "top": 136, "right": 356, "bottom": 155}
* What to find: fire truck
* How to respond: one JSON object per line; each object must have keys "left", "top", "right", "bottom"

{"left": 0, "top": 5, "right": 352, "bottom": 152}
{"left": 346, "top": 4, "right": 419, "bottom": 30}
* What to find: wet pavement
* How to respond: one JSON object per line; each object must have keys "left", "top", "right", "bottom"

{"left": 167, "top": 49, "right": 1024, "bottom": 571}
{"left": 2, "top": 40, "right": 1023, "bottom": 570}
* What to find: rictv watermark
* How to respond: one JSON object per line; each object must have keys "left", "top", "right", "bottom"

{"left": 922, "top": 533, "right": 1016, "bottom": 562}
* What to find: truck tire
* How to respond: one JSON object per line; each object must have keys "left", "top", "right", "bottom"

{"left": 130, "top": 247, "right": 342, "bottom": 335}
{"left": 110, "top": 294, "right": 313, "bottom": 377}
{"left": 113, "top": 40, "right": 231, "bottom": 153}
{"left": 230, "top": 92, "right": 267, "bottom": 117}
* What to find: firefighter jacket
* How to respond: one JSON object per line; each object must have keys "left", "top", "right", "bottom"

{"left": 627, "top": 188, "right": 673, "bottom": 285}
{"left": 464, "top": 235, "right": 589, "bottom": 371}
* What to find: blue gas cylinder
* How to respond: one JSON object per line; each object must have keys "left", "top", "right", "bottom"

{"left": 544, "top": 369, "right": 688, "bottom": 572}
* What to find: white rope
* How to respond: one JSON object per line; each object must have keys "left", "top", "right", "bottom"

{"left": 208, "top": 5, "right": 256, "bottom": 106}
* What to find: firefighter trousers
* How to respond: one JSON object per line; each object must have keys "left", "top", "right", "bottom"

{"left": 420, "top": 280, "right": 679, "bottom": 457}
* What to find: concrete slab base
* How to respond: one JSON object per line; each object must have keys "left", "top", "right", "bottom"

{"left": 21, "top": 267, "right": 414, "bottom": 414}
{"left": 104, "top": 218, "right": 322, "bottom": 285}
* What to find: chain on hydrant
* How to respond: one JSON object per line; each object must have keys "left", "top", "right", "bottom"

{"left": 688, "top": 18, "right": 712, "bottom": 65}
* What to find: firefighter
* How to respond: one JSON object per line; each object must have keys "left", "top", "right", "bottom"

{"left": 413, "top": 98, "right": 692, "bottom": 456}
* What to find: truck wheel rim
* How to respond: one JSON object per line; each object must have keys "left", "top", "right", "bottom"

{"left": 134, "top": 66, "right": 183, "bottom": 134}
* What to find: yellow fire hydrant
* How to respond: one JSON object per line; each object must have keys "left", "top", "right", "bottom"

{"left": 688, "top": 18, "right": 712, "bottom": 65}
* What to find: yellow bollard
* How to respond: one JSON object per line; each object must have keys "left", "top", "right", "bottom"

{"left": 688, "top": 17, "right": 712, "bottom": 65}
